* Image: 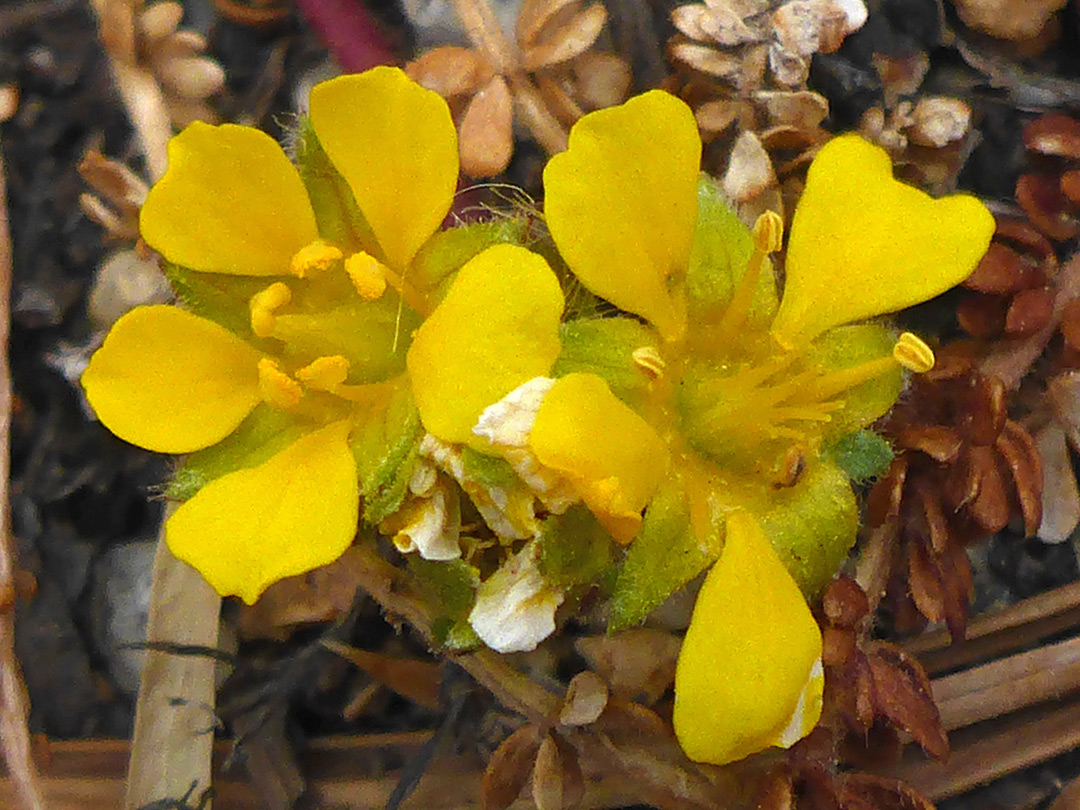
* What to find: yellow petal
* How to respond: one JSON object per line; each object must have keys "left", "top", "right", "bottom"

{"left": 529, "top": 373, "right": 667, "bottom": 543}
{"left": 140, "top": 122, "right": 318, "bottom": 275}
{"left": 165, "top": 421, "right": 359, "bottom": 605}
{"left": 309, "top": 67, "right": 458, "bottom": 269}
{"left": 772, "top": 134, "right": 995, "bottom": 346}
{"left": 673, "top": 511, "right": 823, "bottom": 765}
{"left": 82, "top": 305, "right": 263, "bottom": 453}
{"left": 407, "top": 244, "right": 563, "bottom": 444}
{"left": 543, "top": 90, "right": 700, "bottom": 341}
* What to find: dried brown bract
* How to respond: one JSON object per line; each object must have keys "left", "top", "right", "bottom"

{"left": 1016, "top": 114, "right": 1080, "bottom": 242}
{"left": 957, "top": 216, "right": 1058, "bottom": 340}
{"left": 867, "top": 350, "right": 1042, "bottom": 640}
{"left": 78, "top": 150, "right": 150, "bottom": 242}
{"left": 406, "top": 0, "right": 631, "bottom": 177}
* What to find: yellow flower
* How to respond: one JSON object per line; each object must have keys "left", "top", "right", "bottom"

{"left": 81, "top": 67, "right": 462, "bottom": 604}
{"left": 537, "top": 90, "right": 994, "bottom": 762}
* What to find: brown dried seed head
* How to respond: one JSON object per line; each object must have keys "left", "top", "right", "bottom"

{"left": 956, "top": 293, "right": 1008, "bottom": 338}
{"left": 1016, "top": 173, "right": 1080, "bottom": 242}
{"left": 964, "top": 242, "right": 1031, "bottom": 294}
{"left": 822, "top": 575, "right": 870, "bottom": 628}
{"left": 1062, "top": 300, "right": 1080, "bottom": 353}
{"left": 522, "top": 3, "right": 608, "bottom": 72}
{"left": 1004, "top": 286, "right": 1054, "bottom": 335}
{"left": 406, "top": 47, "right": 494, "bottom": 98}
{"left": 481, "top": 726, "right": 540, "bottom": 810}
{"left": 559, "top": 671, "right": 609, "bottom": 726}
{"left": 753, "top": 89, "right": 829, "bottom": 131}
{"left": 155, "top": 54, "right": 226, "bottom": 101}
{"left": 517, "top": 0, "right": 581, "bottom": 50}
{"left": 1062, "top": 169, "right": 1080, "bottom": 205}
{"left": 572, "top": 53, "right": 632, "bottom": 110}
{"left": 458, "top": 76, "right": 514, "bottom": 178}
{"left": 137, "top": 1, "right": 184, "bottom": 42}
{"left": 907, "top": 97, "right": 970, "bottom": 148}
{"left": 669, "top": 37, "right": 744, "bottom": 79}
{"left": 723, "top": 130, "right": 777, "bottom": 202}
{"left": 532, "top": 734, "right": 584, "bottom": 810}
{"left": 1023, "top": 113, "right": 1080, "bottom": 158}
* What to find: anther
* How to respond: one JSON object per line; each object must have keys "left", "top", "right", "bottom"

{"left": 345, "top": 252, "right": 389, "bottom": 301}
{"left": 296, "top": 355, "right": 350, "bottom": 392}
{"left": 752, "top": 210, "right": 784, "bottom": 254}
{"left": 249, "top": 282, "right": 292, "bottom": 338}
{"left": 289, "top": 239, "right": 343, "bottom": 278}
{"left": 258, "top": 358, "right": 303, "bottom": 409}
{"left": 632, "top": 346, "right": 667, "bottom": 379}
{"left": 893, "top": 332, "right": 935, "bottom": 373}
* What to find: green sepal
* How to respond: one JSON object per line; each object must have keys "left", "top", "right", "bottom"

{"left": 807, "top": 323, "right": 903, "bottom": 438}
{"left": 409, "top": 556, "right": 481, "bottom": 651}
{"left": 757, "top": 458, "right": 858, "bottom": 599}
{"left": 686, "top": 175, "right": 778, "bottom": 328}
{"left": 166, "top": 404, "right": 309, "bottom": 500}
{"left": 349, "top": 380, "right": 423, "bottom": 524}
{"left": 826, "top": 429, "right": 894, "bottom": 484}
{"left": 461, "top": 446, "right": 520, "bottom": 490}
{"left": 538, "top": 505, "right": 615, "bottom": 588}
{"left": 164, "top": 263, "right": 273, "bottom": 342}
{"left": 294, "top": 115, "right": 381, "bottom": 257}
{"left": 411, "top": 217, "right": 530, "bottom": 301}
{"left": 609, "top": 479, "right": 716, "bottom": 632}
{"left": 552, "top": 318, "right": 659, "bottom": 410}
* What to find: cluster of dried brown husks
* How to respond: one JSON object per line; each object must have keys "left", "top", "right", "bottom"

{"left": 406, "top": 0, "right": 632, "bottom": 177}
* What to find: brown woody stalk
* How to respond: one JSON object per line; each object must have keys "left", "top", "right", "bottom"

{"left": 0, "top": 121, "right": 46, "bottom": 810}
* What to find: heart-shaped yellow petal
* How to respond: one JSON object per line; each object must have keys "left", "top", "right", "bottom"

{"left": 309, "top": 67, "right": 458, "bottom": 270}
{"left": 407, "top": 244, "right": 564, "bottom": 445}
{"left": 81, "top": 305, "right": 263, "bottom": 453}
{"left": 673, "top": 511, "right": 823, "bottom": 765}
{"left": 771, "top": 134, "right": 994, "bottom": 346}
{"left": 543, "top": 90, "right": 700, "bottom": 341}
{"left": 165, "top": 420, "right": 359, "bottom": 605}
{"left": 140, "top": 123, "right": 318, "bottom": 275}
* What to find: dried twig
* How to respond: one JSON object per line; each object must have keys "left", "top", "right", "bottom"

{"left": 0, "top": 113, "right": 46, "bottom": 810}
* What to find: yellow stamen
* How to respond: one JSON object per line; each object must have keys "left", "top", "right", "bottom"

{"left": 296, "top": 355, "right": 350, "bottom": 392}
{"left": 715, "top": 211, "right": 783, "bottom": 343}
{"left": 893, "top": 332, "right": 935, "bottom": 373}
{"left": 289, "top": 239, "right": 343, "bottom": 278}
{"left": 258, "top": 358, "right": 303, "bottom": 409}
{"left": 632, "top": 346, "right": 667, "bottom": 378}
{"left": 249, "top": 282, "right": 292, "bottom": 338}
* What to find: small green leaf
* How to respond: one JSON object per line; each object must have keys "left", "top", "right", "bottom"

{"left": 409, "top": 557, "right": 481, "bottom": 651}
{"left": 350, "top": 381, "right": 424, "bottom": 523}
{"left": 295, "top": 116, "right": 380, "bottom": 257}
{"left": 686, "top": 176, "right": 777, "bottom": 327}
{"left": 411, "top": 217, "right": 530, "bottom": 300}
{"left": 167, "top": 404, "right": 309, "bottom": 500}
{"left": 610, "top": 480, "right": 715, "bottom": 631}
{"left": 807, "top": 323, "right": 902, "bottom": 438}
{"left": 552, "top": 318, "right": 658, "bottom": 410}
{"left": 758, "top": 459, "right": 858, "bottom": 599}
{"left": 538, "top": 505, "right": 614, "bottom": 588}
{"left": 826, "top": 430, "right": 894, "bottom": 484}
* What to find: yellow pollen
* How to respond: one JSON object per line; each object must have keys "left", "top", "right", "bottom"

{"left": 296, "top": 355, "right": 351, "bottom": 392}
{"left": 257, "top": 358, "right": 303, "bottom": 409}
{"left": 893, "top": 332, "right": 935, "bottom": 373}
{"left": 249, "top": 282, "right": 292, "bottom": 338}
{"left": 345, "top": 252, "right": 389, "bottom": 301}
{"left": 289, "top": 239, "right": 343, "bottom": 278}
{"left": 632, "top": 346, "right": 666, "bottom": 378}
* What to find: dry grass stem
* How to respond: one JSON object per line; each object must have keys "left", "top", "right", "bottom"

{"left": 0, "top": 129, "right": 47, "bottom": 810}
{"left": 124, "top": 527, "right": 222, "bottom": 810}
{"left": 904, "top": 580, "right": 1080, "bottom": 675}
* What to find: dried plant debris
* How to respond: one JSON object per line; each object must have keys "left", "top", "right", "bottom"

{"left": 868, "top": 348, "right": 1043, "bottom": 640}
{"left": 406, "top": 0, "right": 632, "bottom": 176}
